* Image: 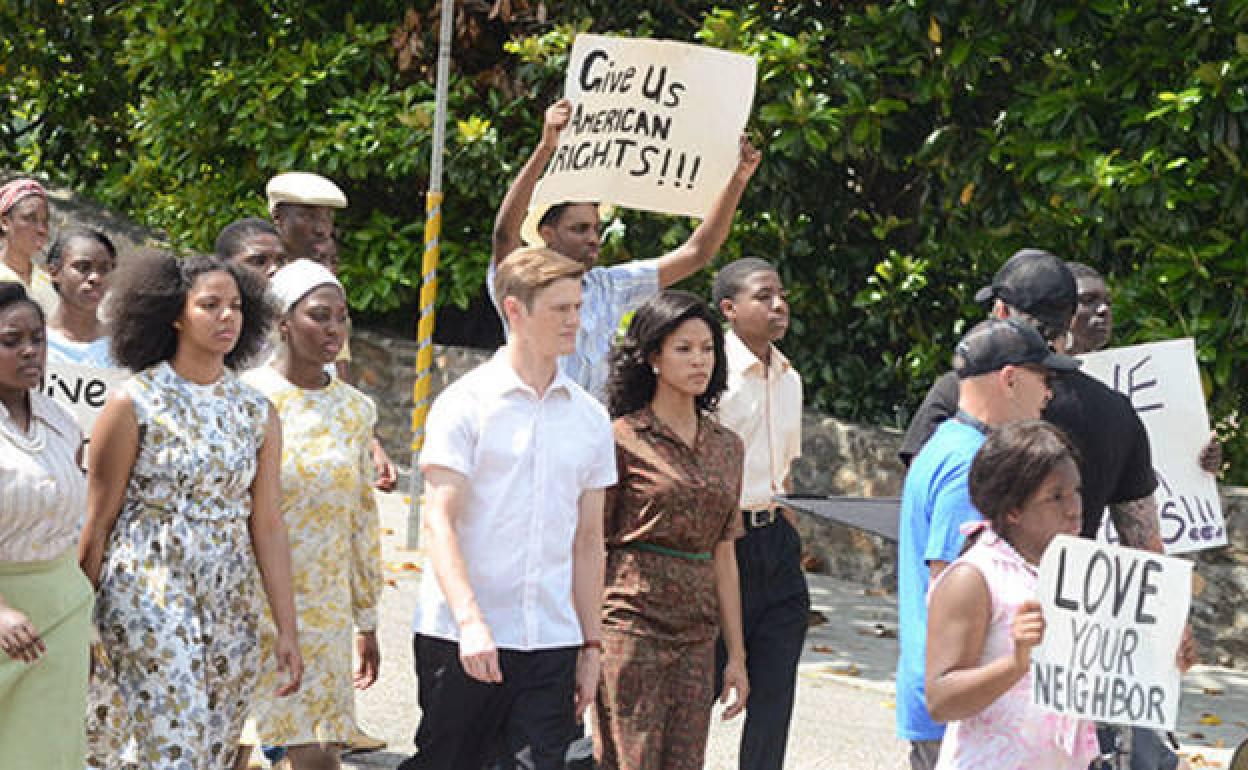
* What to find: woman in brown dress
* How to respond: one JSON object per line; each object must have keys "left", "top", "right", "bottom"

{"left": 595, "top": 289, "right": 749, "bottom": 770}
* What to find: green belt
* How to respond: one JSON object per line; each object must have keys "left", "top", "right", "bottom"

{"left": 624, "top": 542, "right": 712, "bottom": 561}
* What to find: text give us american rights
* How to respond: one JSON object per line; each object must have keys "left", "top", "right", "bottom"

{"left": 531, "top": 34, "right": 758, "bottom": 220}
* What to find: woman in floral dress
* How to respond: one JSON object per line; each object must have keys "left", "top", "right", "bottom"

{"left": 595, "top": 290, "right": 750, "bottom": 770}
{"left": 79, "top": 252, "right": 302, "bottom": 769}
{"left": 240, "top": 259, "right": 382, "bottom": 769}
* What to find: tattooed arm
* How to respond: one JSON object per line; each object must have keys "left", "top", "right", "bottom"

{"left": 1108, "top": 495, "right": 1163, "bottom": 553}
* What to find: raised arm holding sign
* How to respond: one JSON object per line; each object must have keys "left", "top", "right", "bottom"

{"left": 489, "top": 35, "right": 760, "bottom": 401}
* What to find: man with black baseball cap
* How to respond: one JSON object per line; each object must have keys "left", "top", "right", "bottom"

{"left": 898, "top": 248, "right": 1199, "bottom": 768}
{"left": 897, "top": 318, "right": 1079, "bottom": 769}
{"left": 900, "top": 248, "right": 1162, "bottom": 547}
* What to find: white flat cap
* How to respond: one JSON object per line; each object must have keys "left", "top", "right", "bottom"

{"left": 266, "top": 172, "right": 347, "bottom": 216}
{"left": 269, "top": 258, "right": 343, "bottom": 313}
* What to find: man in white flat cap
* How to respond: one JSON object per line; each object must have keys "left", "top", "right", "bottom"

{"left": 267, "top": 171, "right": 347, "bottom": 269}
{"left": 490, "top": 99, "right": 761, "bottom": 401}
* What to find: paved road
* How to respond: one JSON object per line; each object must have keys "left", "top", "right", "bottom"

{"left": 319, "top": 491, "right": 1244, "bottom": 769}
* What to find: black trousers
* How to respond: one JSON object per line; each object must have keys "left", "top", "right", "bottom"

{"left": 716, "top": 516, "right": 810, "bottom": 770}
{"left": 398, "top": 634, "right": 580, "bottom": 770}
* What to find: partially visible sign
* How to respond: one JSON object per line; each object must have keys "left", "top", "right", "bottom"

{"left": 43, "top": 360, "right": 126, "bottom": 435}
{"left": 1032, "top": 535, "right": 1190, "bottom": 730}
{"left": 1080, "top": 339, "right": 1225, "bottom": 553}
{"left": 531, "top": 34, "right": 757, "bottom": 219}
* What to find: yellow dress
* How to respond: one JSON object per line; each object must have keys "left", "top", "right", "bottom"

{"left": 242, "top": 366, "right": 382, "bottom": 745}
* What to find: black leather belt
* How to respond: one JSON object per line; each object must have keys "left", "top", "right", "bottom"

{"left": 743, "top": 506, "right": 781, "bottom": 529}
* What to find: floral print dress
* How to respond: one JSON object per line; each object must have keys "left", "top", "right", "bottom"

{"left": 86, "top": 362, "right": 271, "bottom": 770}
{"left": 242, "top": 366, "right": 382, "bottom": 745}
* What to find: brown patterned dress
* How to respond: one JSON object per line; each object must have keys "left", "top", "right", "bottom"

{"left": 593, "top": 407, "right": 745, "bottom": 770}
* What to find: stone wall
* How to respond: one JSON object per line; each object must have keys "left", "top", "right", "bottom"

{"left": 349, "top": 327, "right": 1247, "bottom": 668}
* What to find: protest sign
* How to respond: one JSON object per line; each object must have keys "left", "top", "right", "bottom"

{"left": 530, "top": 34, "right": 757, "bottom": 220}
{"left": 1032, "top": 535, "right": 1190, "bottom": 730}
{"left": 43, "top": 360, "right": 126, "bottom": 435}
{"left": 1079, "top": 338, "right": 1225, "bottom": 553}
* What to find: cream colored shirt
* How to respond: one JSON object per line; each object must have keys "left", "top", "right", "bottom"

{"left": 717, "top": 330, "right": 803, "bottom": 510}
{"left": 0, "top": 392, "right": 85, "bottom": 561}
{"left": 0, "top": 262, "right": 59, "bottom": 316}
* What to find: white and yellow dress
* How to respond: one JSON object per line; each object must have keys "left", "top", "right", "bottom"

{"left": 242, "top": 365, "right": 382, "bottom": 745}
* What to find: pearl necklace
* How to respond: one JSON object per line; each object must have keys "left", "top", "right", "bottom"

{"left": 0, "top": 411, "right": 47, "bottom": 454}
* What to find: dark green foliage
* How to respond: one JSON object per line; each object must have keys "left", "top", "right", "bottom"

{"left": 4, "top": 1, "right": 1247, "bottom": 478}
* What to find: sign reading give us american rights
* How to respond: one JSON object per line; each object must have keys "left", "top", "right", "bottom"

{"left": 530, "top": 34, "right": 757, "bottom": 219}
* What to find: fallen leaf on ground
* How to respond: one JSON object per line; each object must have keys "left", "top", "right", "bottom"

{"left": 829, "top": 663, "right": 860, "bottom": 677}
{"left": 856, "top": 623, "right": 896, "bottom": 639}
{"left": 807, "top": 610, "right": 828, "bottom": 627}
{"left": 1199, "top": 713, "right": 1223, "bottom": 726}
{"left": 382, "top": 527, "right": 396, "bottom": 536}
{"left": 812, "top": 644, "right": 835, "bottom": 654}
{"left": 385, "top": 579, "right": 398, "bottom": 587}
{"left": 1202, "top": 686, "right": 1224, "bottom": 696}
{"left": 386, "top": 561, "right": 422, "bottom": 572}
{"left": 862, "top": 587, "right": 890, "bottom": 598}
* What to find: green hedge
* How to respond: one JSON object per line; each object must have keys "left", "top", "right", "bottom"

{"left": 4, "top": 1, "right": 1247, "bottom": 479}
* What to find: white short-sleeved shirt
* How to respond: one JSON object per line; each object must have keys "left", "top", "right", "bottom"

{"left": 487, "top": 259, "right": 660, "bottom": 401}
{"left": 717, "top": 330, "right": 803, "bottom": 509}
{"left": 415, "top": 349, "right": 617, "bottom": 650}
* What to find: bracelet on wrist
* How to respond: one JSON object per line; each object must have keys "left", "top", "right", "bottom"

{"left": 581, "top": 639, "right": 603, "bottom": 652}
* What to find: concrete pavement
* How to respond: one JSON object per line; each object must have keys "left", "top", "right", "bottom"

{"left": 321, "top": 490, "right": 1246, "bottom": 769}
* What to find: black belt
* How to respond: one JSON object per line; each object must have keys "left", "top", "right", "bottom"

{"left": 743, "top": 506, "right": 782, "bottom": 530}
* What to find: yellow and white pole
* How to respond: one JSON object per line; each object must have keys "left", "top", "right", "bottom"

{"left": 408, "top": 0, "right": 455, "bottom": 547}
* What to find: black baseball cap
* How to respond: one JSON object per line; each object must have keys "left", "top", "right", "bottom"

{"left": 974, "top": 249, "right": 1077, "bottom": 333}
{"left": 953, "top": 318, "right": 1081, "bottom": 379}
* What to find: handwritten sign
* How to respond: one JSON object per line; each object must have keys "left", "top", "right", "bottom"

{"left": 530, "top": 34, "right": 757, "bottom": 219}
{"left": 43, "top": 360, "right": 126, "bottom": 435}
{"left": 1032, "top": 535, "right": 1190, "bottom": 730}
{"left": 1080, "top": 339, "right": 1225, "bottom": 553}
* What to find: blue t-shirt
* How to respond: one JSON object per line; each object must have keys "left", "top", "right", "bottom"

{"left": 896, "top": 418, "right": 986, "bottom": 741}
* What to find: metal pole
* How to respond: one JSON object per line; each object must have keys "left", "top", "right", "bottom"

{"left": 408, "top": 0, "right": 455, "bottom": 548}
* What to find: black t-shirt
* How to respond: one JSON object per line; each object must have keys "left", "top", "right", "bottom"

{"left": 898, "top": 369, "right": 1157, "bottom": 537}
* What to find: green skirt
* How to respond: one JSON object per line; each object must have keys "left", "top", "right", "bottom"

{"left": 0, "top": 550, "right": 93, "bottom": 769}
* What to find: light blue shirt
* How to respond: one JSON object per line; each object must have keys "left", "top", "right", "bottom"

{"left": 896, "top": 418, "right": 986, "bottom": 742}
{"left": 487, "top": 259, "right": 660, "bottom": 401}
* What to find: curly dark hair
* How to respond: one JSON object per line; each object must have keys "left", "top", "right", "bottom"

{"left": 108, "top": 251, "right": 275, "bottom": 372}
{"left": 607, "top": 290, "right": 728, "bottom": 419}
{"left": 968, "top": 420, "right": 1081, "bottom": 534}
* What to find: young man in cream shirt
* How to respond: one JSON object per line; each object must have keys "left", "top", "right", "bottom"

{"left": 712, "top": 257, "right": 805, "bottom": 770}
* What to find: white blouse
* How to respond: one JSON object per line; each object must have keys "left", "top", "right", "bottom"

{"left": 0, "top": 391, "right": 86, "bottom": 562}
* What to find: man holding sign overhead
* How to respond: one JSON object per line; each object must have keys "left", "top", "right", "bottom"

{"left": 491, "top": 34, "right": 761, "bottom": 401}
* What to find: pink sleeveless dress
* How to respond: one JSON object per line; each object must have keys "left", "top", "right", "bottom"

{"left": 931, "top": 530, "right": 1099, "bottom": 770}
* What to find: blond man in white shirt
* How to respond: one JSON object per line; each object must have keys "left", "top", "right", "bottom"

{"left": 403, "top": 247, "right": 616, "bottom": 770}
{"left": 712, "top": 257, "right": 807, "bottom": 770}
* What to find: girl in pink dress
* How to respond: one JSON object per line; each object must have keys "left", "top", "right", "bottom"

{"left": 924, "top": 420, "right": 1099, "bottom": 769}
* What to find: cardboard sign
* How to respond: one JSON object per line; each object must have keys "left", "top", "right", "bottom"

{"left": 43, "top": 360, "right": 127, "bottom": 435}
{"left": 1079, "top": 339, "right": 1225, "bottom": 553}
{"left": 1032, "top": 535, "right": 1190, "bottom": 730}
{"left": 530, "top": 34, "right": 757, "bottom": 219}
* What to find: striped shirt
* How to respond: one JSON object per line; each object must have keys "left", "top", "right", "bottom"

{"left": 0, "top": 392, "right": 85, "bottom": 561}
